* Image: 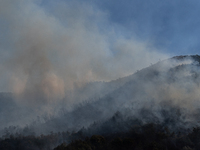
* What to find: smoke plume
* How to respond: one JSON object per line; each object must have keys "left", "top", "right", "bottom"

{"left": 0, "top": 0, "right": 168, "bottom": 106}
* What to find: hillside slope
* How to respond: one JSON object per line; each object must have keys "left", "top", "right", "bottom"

{"left": 24, "top": 55, "right": 200, "bottom": 135}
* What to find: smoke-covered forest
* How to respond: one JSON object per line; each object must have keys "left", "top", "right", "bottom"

{"left": 0, "top": 55, "right": 200, "bottom": 149}
{"left": 2, "top": 0, "right": 200, "bottom": 149}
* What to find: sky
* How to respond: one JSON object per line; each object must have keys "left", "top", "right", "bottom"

{"left": 0, "top": 0, "right": 200, "bottom": 95}
{"left": 95, "top": 0, "right": 200, "bottom": 55}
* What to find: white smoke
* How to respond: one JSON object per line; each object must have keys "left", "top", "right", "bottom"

{"left": 0, "top": 0, "right": 168, "bottom": 105}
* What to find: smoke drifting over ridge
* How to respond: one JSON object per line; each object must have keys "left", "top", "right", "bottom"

{"left": 0, "top": 0, "right": 168, "bottom": 105}
{"left": 2, "top": 2, "right": 200, "bottom": 149}
{"left": 1, "top": 55, "right": 200, "bottom": 136}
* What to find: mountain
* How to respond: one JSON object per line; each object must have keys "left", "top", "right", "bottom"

{"left": 1, "top": 55, "right": 200, "bottom": 149}
{"left": 16, "top": 54, "right": 199, "bottom": 135}
{"left": 0, "top": 55, "right": 200, "bottom": 135}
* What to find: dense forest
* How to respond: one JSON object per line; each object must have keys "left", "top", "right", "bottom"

{"left": 0, "top": 112, "right": 200, "bottom": 150}
{"left": 1, "top": 55, "right": 200, "bottom": 149}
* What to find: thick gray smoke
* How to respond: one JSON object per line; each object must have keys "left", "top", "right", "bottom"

{"left": 0, "top": 0, "right": 168, "bottom": 106}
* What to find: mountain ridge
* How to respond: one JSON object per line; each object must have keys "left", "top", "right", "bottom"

{"left": 1, "top": 54, "right": 200, "bottom": 135}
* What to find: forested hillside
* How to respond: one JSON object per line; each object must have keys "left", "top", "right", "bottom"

{"left": 0, "top": 55, "right": 200, "bottom": 149}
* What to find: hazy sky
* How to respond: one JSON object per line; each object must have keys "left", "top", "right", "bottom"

{"left": 0, "top": 0, "right": 199, "bottom": 93}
